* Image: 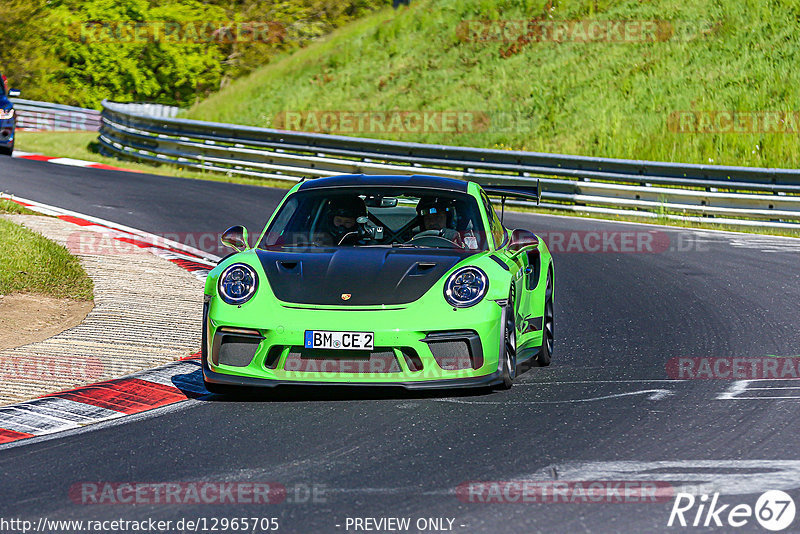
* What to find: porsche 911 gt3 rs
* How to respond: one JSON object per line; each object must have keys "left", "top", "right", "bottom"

{"left": 202, "top": 174, "right": 554, "bottom": 392}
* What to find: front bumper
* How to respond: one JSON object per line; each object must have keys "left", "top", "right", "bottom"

{"left": 202, "top": 364, "right": 503, "bottom": 390}
{"left": 202, "top": 297, "right": 505, "bottom": 389}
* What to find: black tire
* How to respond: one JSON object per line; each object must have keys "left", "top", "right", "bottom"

{"left": 0, "top": 146, "right": 12, "bottom": 157}
{"left": 498, "top": 286, "right": 517, "bottom": 389}
{"left": 536, "top": 270, "right": 554, "bottom": 366}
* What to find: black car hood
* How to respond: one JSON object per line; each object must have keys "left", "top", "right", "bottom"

{"left": 257, "top": 247, "right": 472, "bottom": 306}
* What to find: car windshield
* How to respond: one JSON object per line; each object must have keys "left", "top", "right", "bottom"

{"left": 259, "top": 187, "right": 488, "bottom": 251}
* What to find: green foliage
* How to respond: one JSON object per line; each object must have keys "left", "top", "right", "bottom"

{"left": 0, "top": 0, "right": 69, "bottom": 102}
{"left": 0, "top": 0, "right": 390, "bottom": 107}
{"left": 185, "top": 0, "right": 800, "bottom": 168}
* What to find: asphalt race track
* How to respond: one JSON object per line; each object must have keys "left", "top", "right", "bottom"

{"left": 1, "top": 157, "right": 800, "bottom": 533}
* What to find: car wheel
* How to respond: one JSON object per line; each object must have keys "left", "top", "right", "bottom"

{"left": 498, "top": 286, "right": 517, "bottom": 389}
{"left": 536, "top": 270, "right": 554, "bottom": 366}
{"left": 0, "top": 146, "right": 11, "bottom": 156}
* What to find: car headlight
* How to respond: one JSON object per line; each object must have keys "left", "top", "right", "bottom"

{"left": 0, "top": 109, "right": 14, "bottom": 120}
{"left": 218, "top": 263, "right": 258, "bottom": 305}
{"left": 444, "top": 266, "right": 488, "bottom": 308}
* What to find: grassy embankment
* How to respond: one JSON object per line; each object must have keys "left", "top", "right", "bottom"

{"left": 16, "top": 0, "right": 800, "bottom": 236}
{"left": 187, "top": 0, "right": 800, "bottom": 168}
{"left": 0, "top": 199, "right": 94, "bottom": 300}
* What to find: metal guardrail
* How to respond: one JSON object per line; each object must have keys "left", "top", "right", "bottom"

{"left": 98, "top": 100, "right": 800, "bottom": 229}
{"left": 102, "top": 103, "right": 180, "bottom": 119}
{"left": 10, "top": 99, "right": 178, "bottom": 132}
{"left": 11, "top": 98, "right": 102, "bottom": 131}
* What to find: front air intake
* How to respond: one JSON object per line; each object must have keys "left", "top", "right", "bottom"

{"left": 283, "top": 348, "right": 401, "bottom": 374}
{"left": 423, "top": 330, "right": 483, "bottom": 370}
{"left": 212, "top": 328, "right": 263, "bottom": 367}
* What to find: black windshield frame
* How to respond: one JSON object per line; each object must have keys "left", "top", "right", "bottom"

{"left": 258, "top": 187, "right": 489, "bottom": 252}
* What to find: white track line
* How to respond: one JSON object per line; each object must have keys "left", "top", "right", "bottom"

{"left": 0, "top": 193, "right": 221, "bottom": 264}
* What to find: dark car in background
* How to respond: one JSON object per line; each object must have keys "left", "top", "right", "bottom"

{"left": 0, "top": 75, "right": 20, "bottom": 156}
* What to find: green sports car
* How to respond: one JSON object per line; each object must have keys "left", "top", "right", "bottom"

{"left": 202, "top": 174, "right": 554, "bottom": 392}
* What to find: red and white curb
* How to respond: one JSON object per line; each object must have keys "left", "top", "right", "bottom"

{"left": 0, "top": 355, "right": 207, "bottom": 445}
{"left": 2, "top": 194, "right": 221, "bottom": 281}
{"left": 0, "top": 196, "right": 223, "bottom": 446}
{"left": 11, "top": 150, "right": 143, "bottom": 173}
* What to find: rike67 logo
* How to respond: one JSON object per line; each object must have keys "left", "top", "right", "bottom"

{"left": 668, "top": 490, "right": 796, "bottom": 531}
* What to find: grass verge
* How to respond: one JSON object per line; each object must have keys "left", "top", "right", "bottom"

{"left": 0, "top": 199, "right": 38, "bottom": 216}
{"left": 185, "top": 0, "right": 800, "bottom": 170}
{"left": 0, "top": 216, "right": 94, "bottom": 300}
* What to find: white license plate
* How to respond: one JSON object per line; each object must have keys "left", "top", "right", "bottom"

{"left": 304, "top": 330, "right": 374, "bottom": 350}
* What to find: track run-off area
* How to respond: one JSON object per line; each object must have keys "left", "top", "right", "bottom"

{"left": 1, "top": 155, "right": 800, "bottom": 533}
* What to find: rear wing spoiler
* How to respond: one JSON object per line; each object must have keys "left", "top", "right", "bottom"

{"left": 481, "top": 180, "right": 541, "bottom": 223}
{"left": 481, "top": 179, "right": 541, "bottom": 205}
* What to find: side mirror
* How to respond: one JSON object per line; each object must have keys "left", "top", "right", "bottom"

{"left": 381, "top": 197, "right": 398, "bottom": 208}
{"left": 508, "top": 228, "right": 538, "bottom": 253}
{"left": 8, "top": 89, "right": 20, "bottom": 98}
{"left": 221, "top": 225, "right": 249, "bottom": 251}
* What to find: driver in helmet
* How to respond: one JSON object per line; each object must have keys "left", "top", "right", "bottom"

{"left": 416, "top": 197, "right": 463, "bottom": 246}
{"left": 322, "top": 195, "right": 367, "bottom": 245}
